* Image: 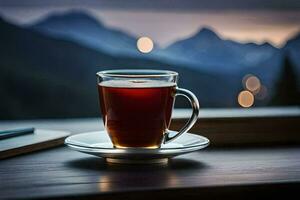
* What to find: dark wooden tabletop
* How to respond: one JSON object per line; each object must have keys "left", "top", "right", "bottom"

{"left": 1, "top": 146, "right": 300, "bottom": 200}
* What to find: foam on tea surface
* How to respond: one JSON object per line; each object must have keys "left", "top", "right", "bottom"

{"left": 99, "top": 79, "right": 176, "bottom": 88}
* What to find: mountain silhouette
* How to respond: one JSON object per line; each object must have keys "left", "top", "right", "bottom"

{"left": 285, "top": 32, "right": 300, "bottom": 47}
{"left": 31, "top": 10, "right": 139, "bottom": 56}
{"left": 165, "top": 27, "right": 279, "bottom": 73}
{"left": 193, "top": 27, "right": 220, "bottom": 39}
{"left": 165, "top": 27, "right": 236, "bottom": 68}
{"left": 30, "top": 12, "right": 281, "bottom": 75}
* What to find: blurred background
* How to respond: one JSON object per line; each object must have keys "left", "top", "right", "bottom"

{"left": 0, "top": 0, "right": 299, "bottom": 119}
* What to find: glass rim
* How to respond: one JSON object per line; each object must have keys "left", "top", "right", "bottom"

{"left": 96, "top": 69, "right": 178, "bottom": 78}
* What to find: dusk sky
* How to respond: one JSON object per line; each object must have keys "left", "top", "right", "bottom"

{"left": 0, "top": 0, "right": 300, "bottom": 47}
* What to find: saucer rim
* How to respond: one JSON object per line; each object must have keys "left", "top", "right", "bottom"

{"left": 65, "top": 131, "right": 210, "bottom": 151}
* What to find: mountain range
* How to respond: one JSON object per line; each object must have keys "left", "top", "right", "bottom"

{"left": 165, "top": 27, "right": 280, "bottom": 72}
{"left": 0, "top": 10, "right": 299, "bottom": 119}
{"left": 31, "top": 12, "right": 139, "bottom": 57}
{"left": 27, "top": 11, "right": 300, "bottom": 89}
{"left": 0, "top": 16, "right": 238, "bottom": 119}
{"left": 30, "top": 11, "right": 300, "bottom": 73}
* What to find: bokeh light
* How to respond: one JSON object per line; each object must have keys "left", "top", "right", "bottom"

{"left": 137, "top": 36, "right": 154, "bottom": 53}
{"left": 242, "top": 74, "right": 252, "bottom": 87}
{"left": 256, "top": 85, "right": 268, "bottom": 100}
{"left": 244, "top": 75, "right": 261, "bottom": 93}
{"left": 238, "top": 90, "right": 254, "bottom": 108}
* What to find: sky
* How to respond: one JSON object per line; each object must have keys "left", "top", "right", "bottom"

{"left": 0, "top": 0, "right": 299, "bottom": 47}
{"left": 1, "top": 0, "right": 300, "bottom": 10}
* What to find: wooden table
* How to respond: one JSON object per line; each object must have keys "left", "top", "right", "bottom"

{"left": 1, "top": 108, "right": 300, "bottom": 199}
{"left": 1, "top": 146, "right": 300, "bottom": 200}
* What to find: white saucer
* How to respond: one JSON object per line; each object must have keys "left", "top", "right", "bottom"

{"left": 65, "top": 131, "right": 209, "bottom": 164}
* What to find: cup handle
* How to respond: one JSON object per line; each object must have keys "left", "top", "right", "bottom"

{"left": 163, "top": 87, "right": 200, "bottom": 144}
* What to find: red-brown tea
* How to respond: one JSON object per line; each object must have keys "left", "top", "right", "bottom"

{"left": 98, "top": 80, "right": 176, "bottom": 148}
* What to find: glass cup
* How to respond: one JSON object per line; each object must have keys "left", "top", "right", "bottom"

{"left": 97, "top": 69, "right": 199, "bottom": 149}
